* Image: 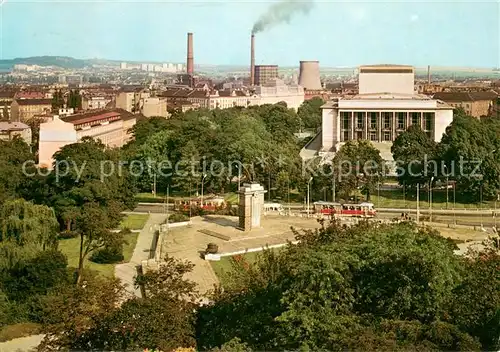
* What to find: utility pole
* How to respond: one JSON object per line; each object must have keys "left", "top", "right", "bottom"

{"left": 332, "top": 177, "right": 336, "bottom": 202}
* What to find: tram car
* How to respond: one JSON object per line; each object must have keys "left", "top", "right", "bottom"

{"left": 313, "top": 201, "right": 376, "bottom": 218}
{"left": 176, "top": 196, "right": 226, "bottom": 211}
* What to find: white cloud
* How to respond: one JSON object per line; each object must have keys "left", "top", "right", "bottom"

{"left": 410, "top": 14, "right": 419, "bottom": 22}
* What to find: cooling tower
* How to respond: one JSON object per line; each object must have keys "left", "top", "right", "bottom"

{"left": 298, "top": 61, "right": 322, "bottom": 90}
{"left": 250, "top": 34, "right": 255, "bottom": 86}
{"left": 187, "top": 32, "right": 194, "bottom": 75}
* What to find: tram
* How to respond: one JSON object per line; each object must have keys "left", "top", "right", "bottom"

{"left": 176, "top": 196, "right": 226, "bottom": 211}
{"left": 313, "top": 201, "right": 376, "bottom": 218}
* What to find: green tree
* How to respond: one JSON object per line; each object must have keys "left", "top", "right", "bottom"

{"left": 391, "top": 125, "right": 437, "bottom": 188}
{"left": 51, "top": 89, "right": 65, "bottom": 112}
{"left": 196, "top": 221, "right": 492, "bottom": 351}
{"left": 297, "top": 97, "right": 324, "bottom": 130}
{"left": 67, "top": 90, "right": 82, "bottom": 110}
{"left": 438, "top": 113, "right": 500, "bottom": 200}
{"left": 332, "top": 140, "right": 385, "bottom": 201}
{"left": 0, "top": 199, "right": 58, "bottom": 251}
{"left": 39, "top": 257, "right": 198, "bottom": 350}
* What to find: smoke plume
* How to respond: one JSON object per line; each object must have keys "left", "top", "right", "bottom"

{"left": 252, "top": 0, "right": 314, "bottom": 34}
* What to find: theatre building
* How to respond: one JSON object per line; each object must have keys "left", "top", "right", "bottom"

{"left": 301, "top": 65, "right": 454, "bottom": 162}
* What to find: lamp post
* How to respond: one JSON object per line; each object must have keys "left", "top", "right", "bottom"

{"left": 201, "top": 173, "right": 207, "bottom": 207}
{"left": 332, "top": 177, "right": 336, "bottom": 202}
{"left": 453, "top": 181, "right": 456, "bottom": 225}
{"left": 429, "top": 176, "right": 435, "bottom": 222}
{"left": 307, "top": 176, "right": 313, "bottom": 217}
{"left": 416, "top": 183, "right": 420, "bottom": 224}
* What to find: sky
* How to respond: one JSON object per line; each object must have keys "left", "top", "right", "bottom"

{"left": 0, "top": 0, "right": 499, "bottom": 68}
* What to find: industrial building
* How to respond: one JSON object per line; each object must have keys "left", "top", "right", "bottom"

{"left": 301, "top": 64, "right": 454, "bottom": 162}
{"left": 254, "top": 65, "right": 278, "bottom": 86}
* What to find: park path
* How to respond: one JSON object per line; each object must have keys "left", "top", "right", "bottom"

{"left": 115, "top": 213, "right": 167, "bottom": 297}
{"left": 0, "top": 334, "right": 44, "bottom": 352}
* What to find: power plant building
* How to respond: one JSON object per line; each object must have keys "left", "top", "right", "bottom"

{"left": 254, "top": 65, "right": 278, "bottom": 86}
{"left": 301, "top": 64, "right": 454, "bottom": 163}
{"left": 298, "top": 61, "right": 322, "bottom": 90}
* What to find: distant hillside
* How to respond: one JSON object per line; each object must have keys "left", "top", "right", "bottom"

{"left": 0, "top": 56, "right": 88, "bottom": 69}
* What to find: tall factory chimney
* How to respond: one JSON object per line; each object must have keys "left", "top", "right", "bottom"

{"left": 250, "top": 34, "right": 255, "bottom": 86}
{"left": 298, "top": 61, "right": 322, "bottom": 90}
{"left": 187, "top": 32, "right": 194, "bottom": 75}
{"left": 427, "top": 65, "right": 431, "bottom": 84}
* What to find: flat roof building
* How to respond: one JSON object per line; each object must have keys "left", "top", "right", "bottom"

{"left": 301, "top": 64, "right": 454, "bottom": 164}
{"left": 254, "top": 65, "right": 279, "bottom": 86}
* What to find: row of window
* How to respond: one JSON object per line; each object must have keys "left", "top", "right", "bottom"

{"left": 342, "top": 130, "right": 432, "bottom": 142}
{"left": 340, "top": 111, "right": 434, "bottom": 131}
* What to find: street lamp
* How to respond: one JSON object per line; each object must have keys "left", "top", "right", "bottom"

{"left": 416, "top": 183, "right": 420, "bottom": 224}
{"left": 429, "top": 176, "right": 435, "bottom": 222}
{"left": 201, "top": 173, "right": 207, "bottom": 207}
{"left": 307, "top": 176, "right": 313, "bottom": 217}
{"left": 332, "top": 176, "right": 336, "bottom": 202}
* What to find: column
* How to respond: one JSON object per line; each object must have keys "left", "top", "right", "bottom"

{"left": 363, "top": 111, "right": 371, "bottom": 140}
{"left": 391, "top": 111, "right": 396, "bottom": 140}
{"left": 350, "top": 111, "right": 355, "bottom": 140}
{"left": 378, "top": 112, "right": 382, "bottom": 142}
{"left": 406, "top": 111, "right": 411, "bottom": 130}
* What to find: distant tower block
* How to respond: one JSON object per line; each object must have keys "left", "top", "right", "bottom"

{"left": 298, "top": 61, "right": 322, "bottom": 90}
{"left": 238, "top": 183, "right": 266, "bottom": 231}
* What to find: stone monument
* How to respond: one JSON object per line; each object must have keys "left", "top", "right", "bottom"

{"left": 238, "top": 183, "right": 267, "bottom": 231}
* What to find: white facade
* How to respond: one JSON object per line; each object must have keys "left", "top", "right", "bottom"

{"left": 312, "top": 64, "right": 454, "bottom": 162}
{"left": 254, "top": 79, "right": 305, "bottom": 110}
{"left": 358, "top": 65, "right": 415, "bottom": 95}
{"left": 39, "top": 117, "right": 78, "bottom": 168}
{"left": 142, "top": 97, "right": 168, "bottom": 117}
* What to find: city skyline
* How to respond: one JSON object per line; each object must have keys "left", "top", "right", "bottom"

{"left": 1, "top": 0, "right": 499, "bottom": 68}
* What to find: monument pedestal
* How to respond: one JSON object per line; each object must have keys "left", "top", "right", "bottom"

{"left": 238, "top": 183, "right": 266, "bottom": 231}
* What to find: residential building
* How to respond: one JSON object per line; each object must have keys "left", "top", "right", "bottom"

{"left": 301, "top": 64, "right": 454, "bottom": 163}
{"left": 432, "top": 91, "right": 498, "bottom": 118}
{"left": 11, "top": 99, "right": 52, "bottom": 122}
{"left": 115, "top": 87, "right": 149, "bottom": 113}
{"left": 0, "top": 91, "right": 15, "bottom": 119}
{"left": 142, "top": 97, "right": 168, "bottom": 117}
{"left": 61, "top": 109, "right": 136, "bottom": 148}
{"left": 58, "top": 107, "right": 74, "bottom": 117}
{"left": 0, "top": 121, "right": 32, "bottom": 144}
{"left": 82, "top": 95, "right": 113, "bottom": 110}
{"left": 38, "top": 117, "right": 78, "bottom": 168}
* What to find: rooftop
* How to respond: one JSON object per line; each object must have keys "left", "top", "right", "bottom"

{"left": 15, "top": 98, "right": 52, "bottom": 106}
{"left": 432, "top": 91, "right": 499, "bottom": 102}
{"left": 0, "top": 121, "right": 30, "bottom": 131}
{"left": 61, "top": 108, "right": 135, "bottom": 125}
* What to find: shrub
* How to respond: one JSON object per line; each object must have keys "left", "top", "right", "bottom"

{"left": 169, "top": 213, "right": 190, "bottom": 223}
{"left": 90, "top": 245, "right": 124, "bottom": 264}
{"left": 58, "top": 230, "right": 79, "bottom": 239}
{"left": 206, "top": 243, "right": 218, "bottom": 254}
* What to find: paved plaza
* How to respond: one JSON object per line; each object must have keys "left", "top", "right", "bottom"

{"left": 161, "top": 215, "right": 322, "bottom": 294}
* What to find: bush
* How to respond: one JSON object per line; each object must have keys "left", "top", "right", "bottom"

{"left": 169, "top": 213, "right": 190, "bottom": 223}
{"left": 90, "top": 245, "right": 124, "bottom": 264}
{"left": 206, "top": 243, "right": 218, "bottom": 254}
{"left": 58, "top": 230, "right": 79, "bottom": 239}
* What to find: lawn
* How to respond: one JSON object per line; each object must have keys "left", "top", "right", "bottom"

{"left": 210, "top": 250, "right": 279, "bottom": 287}
{"left": 59, "top": 215, "right": 146, "bottom": 277}
{"left": 120, "top": 214, "right": 149, "bottom": 230}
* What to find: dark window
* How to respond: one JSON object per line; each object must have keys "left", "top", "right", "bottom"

{"left": 411, "top": 112, "right": 420, "bottom": 126}
{"left": 356, "top": 131, "right": 363, "bottom": 140}
{"left": 341, "top": 112, "right": 350, "bottom": 130}
{"left": 343, "top": 131, "right": 349, "bottom": 141}
{"left": 382, "top": 112, "right": 392, "bottom": 129}
{"left": 369, "top": 112, "right": 377, "bottom": 129}
{"left": 423, "top": 112, "right": 434, "bottom": 131}
{"left": 370, "top": 132, "right": 377, "bottom": 141}
{"left": 355, "top": 112, "right": 364, "bottom": 129}
{"left": 384, "top": 132, "right": 391, "bottom": 141}
{"left": 396, "top": 112, "right": 406, "bottom": 129}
